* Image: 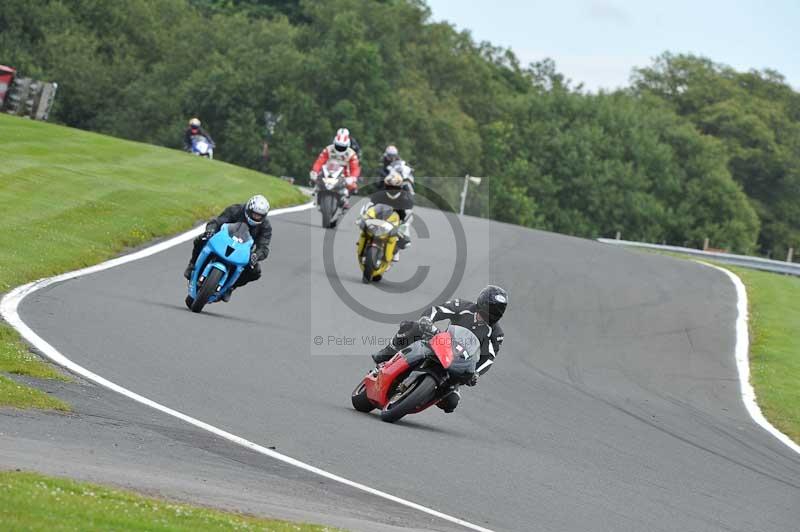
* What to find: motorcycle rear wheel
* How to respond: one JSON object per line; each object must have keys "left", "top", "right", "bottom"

{"left": 351, "top": 381, "right": 375, "bottom": 412}
{"left": 191, "top": 268, "right": 223, "bottom": 313}
{"left": 380, "top": 374, "right": 437, "bottom": 423}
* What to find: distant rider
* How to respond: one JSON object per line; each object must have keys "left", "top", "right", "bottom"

{"left": 371, "top": 285, "right": 508, "bottom": 412}
{"left": 310, "top": 128, "right": 362, "bottom": 206}
{"left": 183, "top": 117, "right": 215, "bottom": 152}
{"left": 183, "top": 195, "right": 271, "bottom": 302}
{"left": 368, "top": 171, "right": 414, "bottom": 261}
{"left": 377, "top": 145, "right": 414, "bottom": 195}
{"left": 378, "top": 145, "right": 401, "bottom": 178}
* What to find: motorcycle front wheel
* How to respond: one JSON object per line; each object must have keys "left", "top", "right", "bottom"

{"left": 380, "top": 374, "right": 437, "bottom": 423}
{"left": 363, "top": 245, "right": 381, "bottom": 283}
{"left": 191, "top": 267, "right": 223, "bottom": 313}
{"left": 320, "top": 193, "right": 337, "bottom": 228}
{"left": 351, "top": 381, "right": 375, "bottom": 412}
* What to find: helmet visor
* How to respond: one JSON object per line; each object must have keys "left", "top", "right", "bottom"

{"left": 247, "top": 210, "right": 265, "bottom": 223}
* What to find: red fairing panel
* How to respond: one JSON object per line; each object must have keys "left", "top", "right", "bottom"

{"left": 365, "top": 353, "right": 410, "bottom": 407}
{"left": 429, "top": 332, "right": 453, "bottom": 368}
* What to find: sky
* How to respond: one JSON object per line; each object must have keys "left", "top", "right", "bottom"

{"left": 425, "top": 0, "right": 800, "bottom": 92}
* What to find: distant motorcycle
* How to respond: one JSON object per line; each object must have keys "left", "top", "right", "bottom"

{"left": 190, "top": 134, "right": 214, "bottom": 159}
{"left": 315, "top": 160, "right": 347, "bottom": 228}
{"left": 356, "top": 203, "right": 401, "bottom": 283}
{"left": 386, "top": 160, "right": 415, "bottom": 195}
{"left": 185, "top": 222, "right": 252, "bottom": 313}
{"left": 351, "top": 324, "right": 480, "bottom": 422}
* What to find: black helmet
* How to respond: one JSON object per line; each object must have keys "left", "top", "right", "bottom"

{"left": 476, "top": 285, "right": 507, "bottom": 324}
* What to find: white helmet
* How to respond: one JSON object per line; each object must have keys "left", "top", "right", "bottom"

{"left": 245, "top": 195, "right": 270, "bottom": 226}
{"left": 333, "top": 128, "right": 351, "bottom": 152}
{"left": 384, "top": 171, "right": 403, "bottom": 188}
{"left": 189, "top": 117, "right": 201, "bottom": 127}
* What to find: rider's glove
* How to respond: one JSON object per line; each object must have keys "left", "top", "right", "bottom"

{"left": 418, "top": 316, "right": 436, "bottom": 339}
{"left": 249, "top": 253, "right": 258, "bottom": 267}
{"left": 466, "top": 373, "right": 479, "bottom": 387}
{"left": 203, "top": 227, "right": 216, "bottom": 240}
{"left": 309, "top": 170, "right": 318, "bottom": 182}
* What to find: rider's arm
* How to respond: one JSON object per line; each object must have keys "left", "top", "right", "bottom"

{"left": 421, "top": 299, "right": 465, "bottom": 322}
{"left": 252, "top": 219, "right": 272, "bottom": 261}
{"left": 311, "top": 149, "right": 329, "bottom": 173}
{"left": 205, "top": 204, "right": 240, "bottom": 233}
{"left": 349, "top": 154, "right": 361, "bottom": 178}
{"left": 201, "top": 127, "right": 214, "bottom": 145}
{"left": 476, "top": 323, "right": 504, "bottom": 375}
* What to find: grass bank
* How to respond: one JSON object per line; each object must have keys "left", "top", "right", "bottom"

{"left": 0, "top": 470, "right": 340, "bottom": 531}
{"left": 0, "top": 114, "right": 306, "bottom": 409}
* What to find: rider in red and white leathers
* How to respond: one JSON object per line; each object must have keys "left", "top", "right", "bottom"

{"left": 310, "top": 128, "right": 361, "bottom": 198}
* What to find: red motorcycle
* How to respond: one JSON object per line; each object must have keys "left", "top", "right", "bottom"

{"left": 351, "top": 325, "right": 480, "bottom": 423}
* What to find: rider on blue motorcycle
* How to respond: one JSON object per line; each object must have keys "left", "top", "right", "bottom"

{"left": 183, "top": 195, "right": 271, "bottom": 301}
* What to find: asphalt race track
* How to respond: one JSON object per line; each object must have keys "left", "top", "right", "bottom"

{"left": 19, "top": 202, "right": 800, "bottom": 531}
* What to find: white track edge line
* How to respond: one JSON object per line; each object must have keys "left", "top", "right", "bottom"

{"left": 0, "top": 201, "right": 494, "bottom": 532}
{"left": 698, "top": 261, "right": 800, "bottom": 456}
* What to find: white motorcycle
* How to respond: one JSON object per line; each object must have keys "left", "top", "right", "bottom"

{"left": 190, "top": 134, "right": 214, "bottom": 159}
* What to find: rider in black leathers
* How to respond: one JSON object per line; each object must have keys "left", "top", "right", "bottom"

{"left": 371, "top": 285, "right": 508, "bottom": 412}
{"left": 368, "top": 172, "right": 414, "bottom": 259}
{"left": 183, "top": 195, "right": 271, "bottom": 301}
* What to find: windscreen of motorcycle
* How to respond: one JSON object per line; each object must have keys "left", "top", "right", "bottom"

{"left": 371, "top": 203, "right": 395, "bottom": 220}
{"left": 226, "top": 222, "right": 254, "bottom": 243}
{"left": 324, "top": 160, "right": 345, "bottom": 178}
{"left": 445, "top": 325, "right": 480, "bottom": 377}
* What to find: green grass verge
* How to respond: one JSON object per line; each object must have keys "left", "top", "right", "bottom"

{"left": 0, "top": 470, "right": 341, "bottom": 531}
{"left": 726, "top": 266, "right": 800, "bottom": 443}
{"left": 0, "top": 114, "right": 306, "bottom": 409}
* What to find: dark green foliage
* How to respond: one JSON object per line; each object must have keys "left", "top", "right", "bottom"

{"left": 633, "top": 53, "right": 800, "bottom": 257}
{"left": 2, "top": 2, "right": 794, "bottom": 254}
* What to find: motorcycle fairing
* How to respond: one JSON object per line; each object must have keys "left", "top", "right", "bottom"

{"left": 364, "top": 352, "right": 410, "bottom": 406}
{"left": 189, "top": 223, "right": 253, "bottom": 300}
{"left": 356, "top": 204, "right": 401, "bottom": 276}
{"left": 429, "top": 331, "right": 454, "bottom": 369}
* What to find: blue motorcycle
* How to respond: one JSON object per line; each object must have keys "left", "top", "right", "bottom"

{"left": 185, "top": 222, "right": 253, "bottom": 313}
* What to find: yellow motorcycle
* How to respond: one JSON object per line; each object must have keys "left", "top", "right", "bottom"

{"left": 356, "top": 203, "right": 401, "bottom": 283}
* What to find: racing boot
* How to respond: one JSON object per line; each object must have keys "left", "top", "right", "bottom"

{"left": 183, "top": 262, "right": 195, "bottom": 280}
{"left": 436, "top": 388, "right": 461, "bottom": 413}
{"left": 371, "top": 343, "right": 397, "bottom": 364}
{"left": 221, "top": 290, "right": 232, "bottom": 303}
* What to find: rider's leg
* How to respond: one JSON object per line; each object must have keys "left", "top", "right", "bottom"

{"left": 184, "top": 236, "right": 207, "bottom": 279}
{"left": 371, "top": 320, "right": 423, "bottom": 364}
{"left": 232, "top": 262, "right": 262, "bottom": 289}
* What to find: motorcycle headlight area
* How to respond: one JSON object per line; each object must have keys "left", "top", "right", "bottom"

{"left": 323, "top": 177, "right": 338, "bottom": 190}
{"left": 364, "top": 218, "right": 394, "bottom": 236}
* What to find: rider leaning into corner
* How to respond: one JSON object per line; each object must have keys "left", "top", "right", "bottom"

{"left": 371, "top": 285, "right": 508, "bottom": 413}
{"left": 309, "top": 128, "right": 362, "bottom": 208}
{"left": 183, "top": 117, "right": 215, "bottom": 151}
{"left": 183, "top": 195, "right": 272, "bottom": 302}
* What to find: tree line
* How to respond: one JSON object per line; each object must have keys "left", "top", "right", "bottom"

{"left": 2, "top": 0, "right": 798, "bottom": 256}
